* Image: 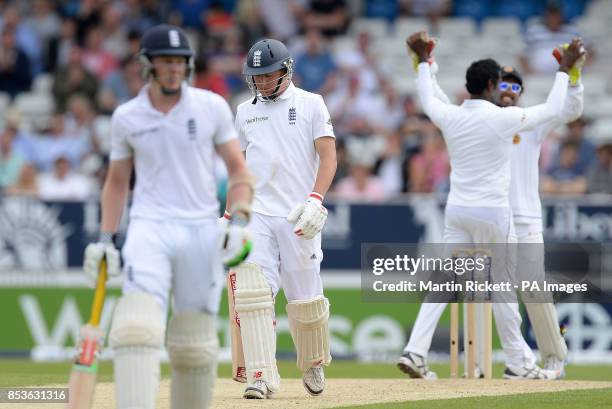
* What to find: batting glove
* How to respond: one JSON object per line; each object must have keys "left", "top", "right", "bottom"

{"left": 83, "top": 233, "right": 121, "bottom": 287}
{"left": 220, "top": 213, "right": 252, "bottom": 267}
{"left": 287, "top": 192, "right": 328, "bottom": 240}
{"left": 553, "top": 43, "right": 586, "bottom": 86}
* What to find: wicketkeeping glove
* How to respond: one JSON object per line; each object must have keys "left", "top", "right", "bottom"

{"left": 410, "top": 38, "right": 438, "bottom": 74}
{"left": 83, "top": 233, "right": 121, "bottom": 287}
{"left": 287, "top": 192, "right": 328, "bottom": 240}
{"left": 553, "top": 43, "right": 586, "bottom": 86}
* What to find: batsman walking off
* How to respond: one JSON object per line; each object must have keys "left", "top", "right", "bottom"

{"left": 229, "top": 38, "right": 337, "bottom": 399}
{"left": 397, "top": 32, "right": 585, "bottom": 380}
{"left": 82, "top": 24, "right": 253, "bottom": 409}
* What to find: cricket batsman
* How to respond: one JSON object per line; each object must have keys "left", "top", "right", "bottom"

{"left": 397, "top": 32, "right": 584, "bottom": 380}
{"left": 82, "top": 24, "right": 253, "bottom": 409}
{"left": 228, "top": 38, "right": 337, "bottom": 399}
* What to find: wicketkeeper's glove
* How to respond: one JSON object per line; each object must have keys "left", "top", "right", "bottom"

{"left": 553, "top": 43, "right": 586, "bottom": 86}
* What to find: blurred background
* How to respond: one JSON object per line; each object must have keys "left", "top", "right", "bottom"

{"left": 0, "top": 0, "right": 611, "bottom": 366}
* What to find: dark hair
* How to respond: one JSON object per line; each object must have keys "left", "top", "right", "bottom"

{"left": 561, "top": 141, "right": 579, "bottom": 151}
{"left": 465, "top": 58, "right": 501, "bottom": 95}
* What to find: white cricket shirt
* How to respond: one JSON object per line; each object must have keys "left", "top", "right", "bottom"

{"left": 417, "top": 63, "right": 569, "bottom": 207}
{"left": 509, "top": 84, "right": 584, "bottom": 222}
{"left": 236, "top": 83, "right": 335, "bottom": 217}
{"left": 110, "top": 83, "right": 237, "bottom": 220}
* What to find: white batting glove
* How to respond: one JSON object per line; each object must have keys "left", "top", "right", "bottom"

{"left": 287, "top": 192, "right": 328, "bottom": 240}
{"left": 83, "top": 233, "right": 120, "bottom": 287}
{"left": 220, "top": 213, "right": 252, "bottom": 267}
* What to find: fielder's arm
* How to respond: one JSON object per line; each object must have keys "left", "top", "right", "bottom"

{"left": 100, "top": 158, "right": 133, "bottom": 234}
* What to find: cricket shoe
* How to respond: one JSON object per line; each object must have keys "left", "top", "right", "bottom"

{"left": 397, "top": 352, "right": 438, "bottom": 379}
{"left": 302, "top": 365, "right": 325, "bottom": 396}
{"left": 543, "top": 356, "right": 566, "bottom": 379}
{"left": 243, "top": 380, "right": 273, "bottom": 399}
{"left": 504, "top": 365, "right": 560, "bottom": 380}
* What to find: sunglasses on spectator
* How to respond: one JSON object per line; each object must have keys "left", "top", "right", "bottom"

{"left": 499, "top": 82, "right": 522, "bottom": 93}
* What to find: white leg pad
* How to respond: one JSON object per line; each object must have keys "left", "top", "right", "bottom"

{"left": 167, "top": 311, "right": 218, "bottom": 409}
{"left": 525, "top": 302, "right": 568, "bottom": 361}
{"left": 109, "top": 292, "right": 165, "bottom": 409}
{"left": 286, "top": 296, "right": 332, "bottom": 372}
{"left": 234, "top": 263, "right": 280, "bottom": 392}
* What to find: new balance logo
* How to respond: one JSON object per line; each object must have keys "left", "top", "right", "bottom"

{"left": 253, "top": 50, "right": 262, "bottom": 67}
{"left": 310, "top": 253, "right": 317, "bottom": 260}
{"left": 288, "top": 107, "right": 296, "bottom": 125}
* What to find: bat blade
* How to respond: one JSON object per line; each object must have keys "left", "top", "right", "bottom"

{"left": 66, "top": 325, "right": 103, "bottom": 409}
{"left": 66, "top": 259, "right": 108, "bottom": 409}
{"left": 227, "top": 270, "right": 246, "bottom": 383}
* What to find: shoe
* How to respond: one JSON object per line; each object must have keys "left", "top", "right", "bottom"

{"left": 243, "top": 380, "right": 272, "bottom": 399}
{"left": 397, "top": 352, "right": 438, "bottom": 379}
{"left": 504, "top": 365, "right": 560, "bottom": 380}
{"left": 543, "top": 356, "right": 566, "bottom": 379}
{"left": 302, "top": 365, "right": 325, "bottom": 396}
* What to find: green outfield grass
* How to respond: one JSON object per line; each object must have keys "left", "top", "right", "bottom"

{"left": 0, "top": 360, "right": 611, "bottom": 408}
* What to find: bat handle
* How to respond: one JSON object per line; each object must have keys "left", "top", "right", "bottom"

{"left": 89, "top": 257, "right": 108, "bottom": 326}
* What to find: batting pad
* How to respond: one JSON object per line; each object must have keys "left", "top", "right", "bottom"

{"left": 525, "top": 302, "right": 568, "bottom": 361}
{"left": 109, "top": 292, "right": 165, "bottom": 409}
{"left": 234, "top": 263, "right": 280, "bottom": 391}
{"left": 286, "top": 296, "right": 332, "bottom": 372}
{"left": 167, "top": 311, "right": 218, "bottom": 409}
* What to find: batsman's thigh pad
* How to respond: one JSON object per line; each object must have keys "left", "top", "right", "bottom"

{"left": 234, "top": 262, "right": 280, "bottom": 391}
{"left": 167, "top": 311, "right": 219, "bottom": 409}
{"left": 286, "top": 296, "right": 331, "bottom": 371}
{"left": 524, "top": 302, "right": 567, "bottom": 361}
{"left": 109, "top": 292, "right": 165, "bottom": 409}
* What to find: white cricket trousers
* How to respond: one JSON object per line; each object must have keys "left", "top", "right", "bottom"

{"left": 404, "top": 205, "right": 537, "bottom": 368}
{"left": 245, "top": 212, "right": 324, "bottom": 301}
{"left": 121, "top": 217, "right": 224, "bottom": 314}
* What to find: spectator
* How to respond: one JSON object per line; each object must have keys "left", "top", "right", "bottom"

{"left": 335, "top": 137, "right": 387, "bottom": 201}
{"left": 293, "top": 28, "right": 337, "bottom": 95}
{"left": 64, "top": 94, "right": 96, "bottom": 137}
{"left": 0, "top": 26, "right": 32, "bottom": 98}
{"left": 100, "top": 4, "right": 129, "bottom": 59}
{"left": 169, "top": 0, "right": 210, "bottom": 28}
{"left": 45, "top": 16, "right": 78, "bottom": 72}
{"left": 81, "top": 25, "right": 119, "bottom": 81}
{"left": 302, "top": 0, "right": 350, "bottom": 37}
{"left": 549, "top": 117, "right": 597, "bottom": 175}
{"left": 334, "top": 31, "right": 384, "bottom": 97}
{"left": 121, "top": 0, "right": 160, "bottom": 33}
{"left": 235, "top": 0, "right": 266, "bottom": 52}
{"left": 98, "top": 56, "right": 145, "bottom": 112}
{"left": 0, "top": 5, "right": 42, "bottom": 75}
{"left": 519, "top": 4, "right": 581, "bottom": 74}
{"left": 193, "top": 57, "right": 230, "bottom": 100}
{"left": 257, "top": 0, "right": 304, "bottom": 42}
{"left": 52, "top": 47, "right": 98, "bottom": 112}
{"left": 4, "top": 163, "right": 38, "bottom": 197}
{"left": 587, "top": 144, "right": 612, "bottom": 194}
{"left": 208, "top": 27, "right": 244, "bottom": 92}
{"left": 24, "top": 112, "right": 91, "bottom": 172}
{"left": 203, "top": 0, "right": 235, "bottom": 38}
{"left": 23, "top": 0, "right": 61, "bottom": 55}
{"left": 38, "top": 156, "right": 94, "bottom": 201}
{"left": 541, "top": 141, "right": 587, "bottom": 195}
{"left": 377, "top": 132, "right": 404, "bottom": 194}
{"left": 399, "top": 0, "right": 451, "bottom": 24}
{"left": 409, "top": 130, "right": 449, "bottom": 193}
{"left": 0, "top": 127, "right": 26, "bottom": 190}
{"left": 125, "top": 29, "right": 142, "bottom": 58}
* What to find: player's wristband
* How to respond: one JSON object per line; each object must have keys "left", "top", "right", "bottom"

{"left": 309, "top": 192, "right": 324, "bottom": 202}
{"left": 99, "top": 232, "right": 116, "bottom": 245}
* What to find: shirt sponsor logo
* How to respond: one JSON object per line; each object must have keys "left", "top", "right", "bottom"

{"left": 130, "top": 126, "right": 160, "bottom": 138}
{"left": 246, "top": 116, "right": 269, "bottom": 124}
{"left": 288, "top": 107, "right": 296, "bottom": 125}
{"left": 253, "top": 50, "right": 262, "bottom": 67}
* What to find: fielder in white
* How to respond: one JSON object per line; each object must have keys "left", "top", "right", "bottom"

{"left": 82, "top": 25, "right": 253, "bottom": 409}
{"left": 503, "top": 60, "right": 584, "bottom": 376}
{"left": 228, "top": 38, "right": 337, "bottom": 399}
{"left": 397, "top": 32, "right": 585, "bottom": 380}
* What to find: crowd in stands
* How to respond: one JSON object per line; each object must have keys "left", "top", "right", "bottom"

{"left": 0, "top": 0, "right": 610, "bottom": 204}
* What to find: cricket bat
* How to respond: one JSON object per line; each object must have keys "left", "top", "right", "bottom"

{"left": 66, "top": 258, "right": 108, "bottom": 409}
{"left": 227, "top": 269, "right": 246, "bottom": 383}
